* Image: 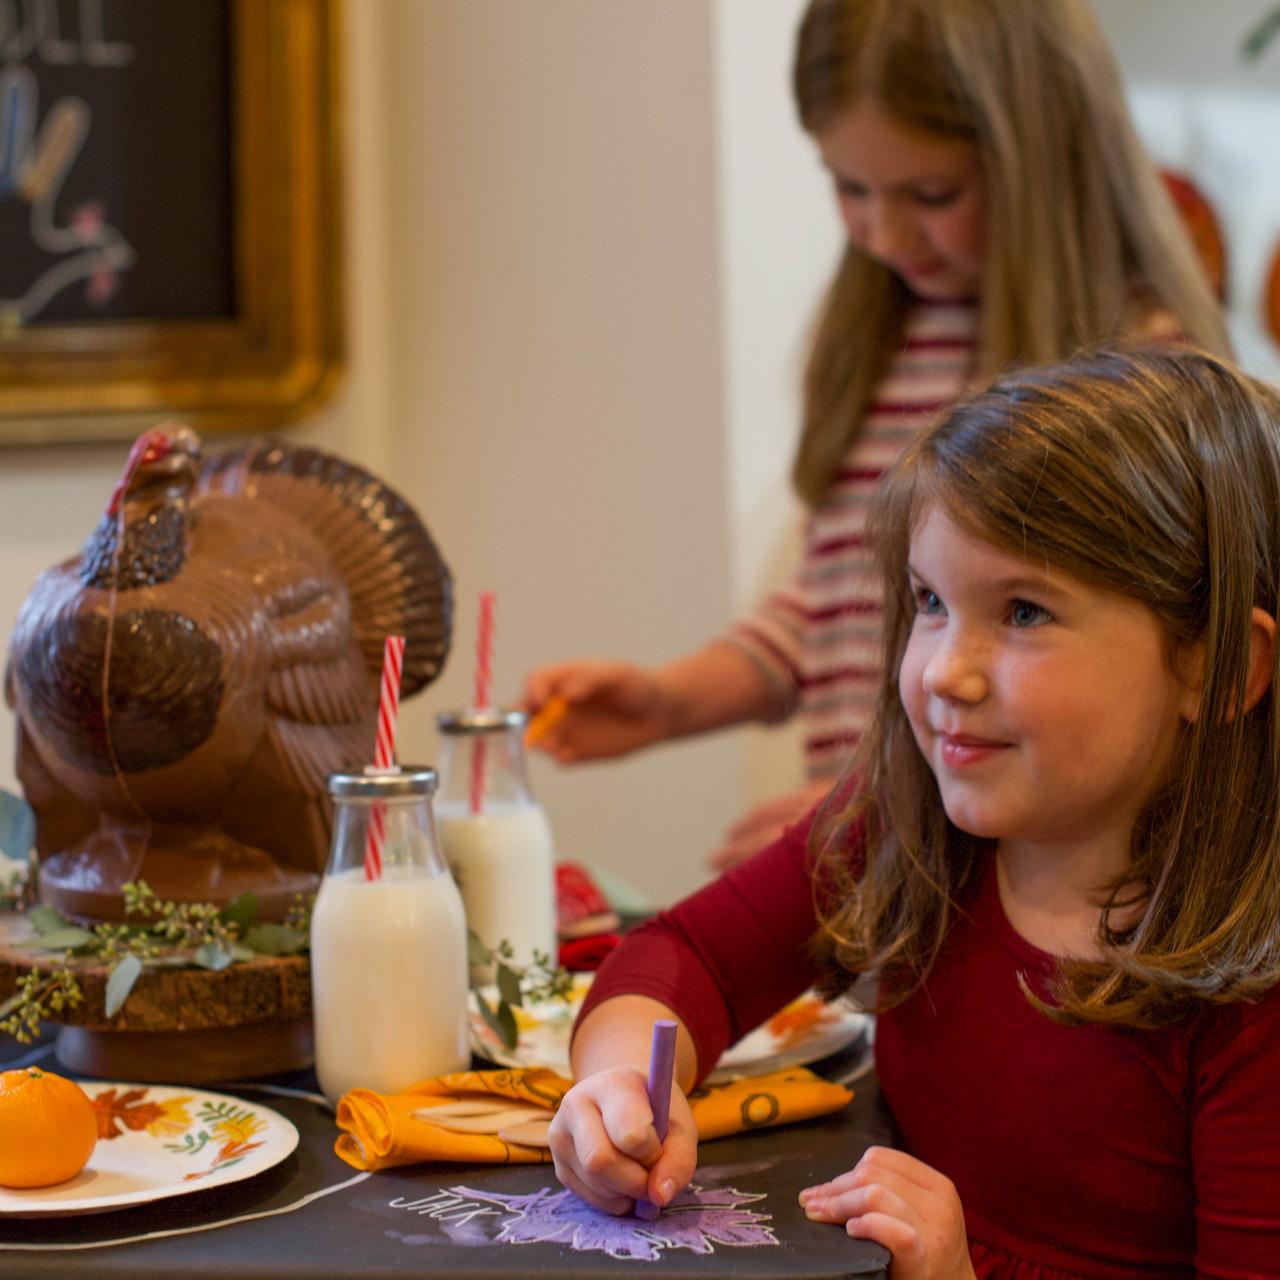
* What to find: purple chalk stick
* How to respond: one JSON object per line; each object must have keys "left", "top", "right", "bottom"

{"left": 635, "top": 1018, "right": 678, "bottom": 1221}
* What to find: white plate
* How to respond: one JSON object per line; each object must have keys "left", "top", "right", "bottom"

{"left": 0, "top": 1082, "right": 299, "bottom": 1218}
{"left": 469, "top": 974, "right": 870, "bottom": 1084}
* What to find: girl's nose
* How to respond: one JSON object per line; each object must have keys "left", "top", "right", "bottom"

{"left": 859, "top": 200, "right": 913, "bottom": 262}
{"left": 922, "top": 638, "right": 988, "bottom": 704}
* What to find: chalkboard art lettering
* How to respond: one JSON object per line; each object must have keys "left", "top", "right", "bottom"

{"left": 0, "top": 0, "right": 342, "bottom": 440}
{"left": 0, "top": 60, "right": 134, "bottom": 326}
{"left": 0, "top": 0, "right": 235, "bottom": 327}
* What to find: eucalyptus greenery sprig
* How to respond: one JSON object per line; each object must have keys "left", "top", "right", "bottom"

{"left": 0, "top": 868, "right": 26, "bottom": 913}
{"left": 0, "top": 789, "right": 35, "bottom": 913}
{"left": 0, "top": 882, "right": 314, "bottom": 1045}
{"left": 467, "top": 930, "right": 575, "bottom": 1052}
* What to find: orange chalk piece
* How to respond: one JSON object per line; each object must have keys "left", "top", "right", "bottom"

{"left": 524, "top": 696, "right": 569, "bottom": 746}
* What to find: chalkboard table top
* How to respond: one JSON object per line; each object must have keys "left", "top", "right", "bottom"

{"left": 0, "top": 1034, "right": 890, "bottom": 1280}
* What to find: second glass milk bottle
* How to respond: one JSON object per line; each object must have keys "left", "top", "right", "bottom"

{"left": 435, "top": 709, "right": 557, "bottom": 979}
{"left": 309, "top": 767, "right": 470, "bottom": 1105}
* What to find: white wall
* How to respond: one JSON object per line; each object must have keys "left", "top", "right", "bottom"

{"left": 711, "top": 0, "right": 835, "bottom": 803}
{"left": 379, "top": 0, "right": 739, "bottom": 904}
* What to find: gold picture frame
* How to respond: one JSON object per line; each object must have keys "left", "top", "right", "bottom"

{"left": 0, "top": 0, "right": 343, "bottom": 444}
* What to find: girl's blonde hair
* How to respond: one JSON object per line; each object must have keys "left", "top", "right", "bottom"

{"left": 817, "top": 347, "right": 1280, "bottom": 1027}
{"left": 791, "top": 0, "right": 1233, "bottom": 507}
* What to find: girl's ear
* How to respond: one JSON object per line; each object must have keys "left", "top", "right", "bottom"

{"left": 1241, "top": 608, "right": 1278, "bottom": 717}
{"left": 1180, "top": 607, "right": 1277, "bottom": 723}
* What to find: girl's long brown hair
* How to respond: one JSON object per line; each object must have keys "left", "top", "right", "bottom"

{"left": 815, "top": 348, "right": 1280, "bottom": 1027}
{"left": 791, "top": 0, "right": 1233, "bottom": 508}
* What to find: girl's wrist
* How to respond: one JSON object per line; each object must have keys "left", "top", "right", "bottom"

{"left": 650, "top": 667, "right": 695, "bottom": 739}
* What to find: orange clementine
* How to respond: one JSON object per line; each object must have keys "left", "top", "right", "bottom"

{"left": 0, "top": 1067, "right": 98, "bottom": 1188}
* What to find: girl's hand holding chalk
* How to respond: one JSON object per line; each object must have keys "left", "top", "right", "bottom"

{"left": 547, "top": 1061, "right": 697, "bottom": 1217}
{"left": 522, "top": 661, "right": 675, "bottom": 762}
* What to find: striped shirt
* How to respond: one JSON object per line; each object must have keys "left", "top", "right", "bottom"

{"left": 728, "top": 300, "right": 978, "bottom": 781}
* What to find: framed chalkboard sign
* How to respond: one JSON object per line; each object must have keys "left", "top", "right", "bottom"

{"left": 0, "top": 0, "right": 342, "bottom": 442}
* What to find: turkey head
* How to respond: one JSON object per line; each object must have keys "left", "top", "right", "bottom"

{"left": 6, "top": 426, "right": 452, "bottom": 921}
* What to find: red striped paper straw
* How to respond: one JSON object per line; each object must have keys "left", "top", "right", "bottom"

{"left": 364, "top": 635, "right": 406, "bottom": 881}
{"left": 374, "top": 635, "right": 406, "bottom": 769}
{"left": 469, "top": 592, "right": 495, "bottom": 815}
{"left": 364, "top": 802, "right": 386, "bottom": 881}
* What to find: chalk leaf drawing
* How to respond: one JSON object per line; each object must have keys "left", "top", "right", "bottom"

{"left": 450, "top": 1182, "right": 779, "bottom": 1262}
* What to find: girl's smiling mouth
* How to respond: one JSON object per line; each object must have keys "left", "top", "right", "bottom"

{"left": 938, "top": 731, "right": 1010, "bottom": 767}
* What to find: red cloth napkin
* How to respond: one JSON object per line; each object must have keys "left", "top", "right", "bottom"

{"left": 555, "top": 862, "right": 621, "bottom": 970}
{"left": 558, "top": 932, "right": 620, "bottom": 971}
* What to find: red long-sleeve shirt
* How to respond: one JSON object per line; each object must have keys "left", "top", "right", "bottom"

{"left": 579, "top": 817, "right": 1280, "bottom": 1278}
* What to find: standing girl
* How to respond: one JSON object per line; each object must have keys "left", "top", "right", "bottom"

{"left": 550, "top": 348, "right": 1280, "bottom": 1276}
{"left": 524, "top": 0, "right": 1231, "bottom": 871}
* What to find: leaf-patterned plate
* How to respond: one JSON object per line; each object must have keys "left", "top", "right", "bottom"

{"left": 469, "top": 976, "right": 871, "bottom": 1084}
{"left": 0, "top": 1082, "right": 299, "bottom": 1217}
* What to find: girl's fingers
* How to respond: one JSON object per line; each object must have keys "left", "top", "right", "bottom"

{"left": 555, "top": 1163, "right": 635, "bottom": 1217}
{"left": 645, "top": 1115, "right": 698, "bottom": 1206}
{"left": 801, "top": 1165, "right": 872, "bottom": 1202}
{"left": 803, "top": 1179, "right": 915, "bottom": 1227}
{"left": 559, "top": 665, "right": 620, "bottom": 703}
{"left": 845, "top": 1209, "right": 923, "bottom": 1259}
{"left": 556, "top": 1101, "right": 651, "bottom": 1201}
{"left": 525, "top": 661, "right": 614, "bottom": 707}
{"left": 855, "top": 1145, "right": 952, "bottom": 1195}
{"left": 523, "top": 664, "right": 575, "bottom": 705}
{"left": 597, "top": 1089, "right": 661, "bottom": 1164}
{"left": 800, "top": 1146, "right": 943, "bottom": 1203}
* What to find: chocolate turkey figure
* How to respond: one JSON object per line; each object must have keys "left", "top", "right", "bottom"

{"left": 5, "top": 425, "right": 452, "bottom": 921}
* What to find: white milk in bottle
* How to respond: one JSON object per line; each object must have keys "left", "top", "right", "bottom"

{"left": 436, "top": 709, "right": 557, "bottom": 978}
{"left": 310, "top": 767, "right": 469, "bottom": 1105}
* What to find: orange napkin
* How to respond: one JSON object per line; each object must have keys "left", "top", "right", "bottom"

{"left": 335, "top": 1066, "right": 853, "bottom": 1173}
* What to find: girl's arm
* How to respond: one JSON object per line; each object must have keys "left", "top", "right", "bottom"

{"left": 523, "top": 641, "right": 785, "bottom": 763}
{"left": 571, "top": 995, "right": 699, "bottom": 1088}
{"left": 1190, "top": 993, "right": 1280, "bottom": 1271}
{"left": 548, "top": 811, "right": 840, "bottom": 1212}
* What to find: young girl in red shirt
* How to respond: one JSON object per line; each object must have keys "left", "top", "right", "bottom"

{"left": 552, "top": 347, "right": 1280, "bottom": 1278}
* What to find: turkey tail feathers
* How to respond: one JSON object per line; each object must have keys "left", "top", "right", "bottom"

{"left": 199, "top": 442, "right": 452, "bottom": 697}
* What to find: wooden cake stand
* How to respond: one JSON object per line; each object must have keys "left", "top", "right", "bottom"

{"left": 0, "top": 912, "right": 312, "bottom": 1082}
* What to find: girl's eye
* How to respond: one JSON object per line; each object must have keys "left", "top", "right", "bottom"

{"left": 914, "top": 587, "right": 944, "bottom": 616}
{"left": 914, "top": 189, "right": 959, "bottom": 207}
{"left": 836, "top": 179, "right": 868, "bottom": 200}
{"left": 1009, "top": 599, "right": 1052, "bottom": 628}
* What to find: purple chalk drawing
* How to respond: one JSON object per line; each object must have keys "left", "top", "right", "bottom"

{"left": 449, "top": 1182, "right": 779, "bottom": 1263}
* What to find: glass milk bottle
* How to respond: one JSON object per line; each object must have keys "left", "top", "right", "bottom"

{"left": 310, "top": 767, "right": 470, "bottom": 1105}
{"left": 435, "top": 710, "right": 557, "bottom": 979}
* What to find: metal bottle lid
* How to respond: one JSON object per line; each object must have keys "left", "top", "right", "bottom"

{"left": 436, "top": 708, "right": 527, "bottom": 735}
{"left": 327, "top": 766, "right": 439, "bottom": 798}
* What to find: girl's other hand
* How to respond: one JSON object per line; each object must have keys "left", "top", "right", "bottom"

{"left": 706, "top": 780, "right": 833, "bottom": 873}
{"left": 547, "top": 1068, "right": 698, "bottom": 1215}
{"left": 799, "top": 1147, "right": 975, "bottom": 1280}
{"left": 522, "top": 661, "right": 675, "bottom": 762}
